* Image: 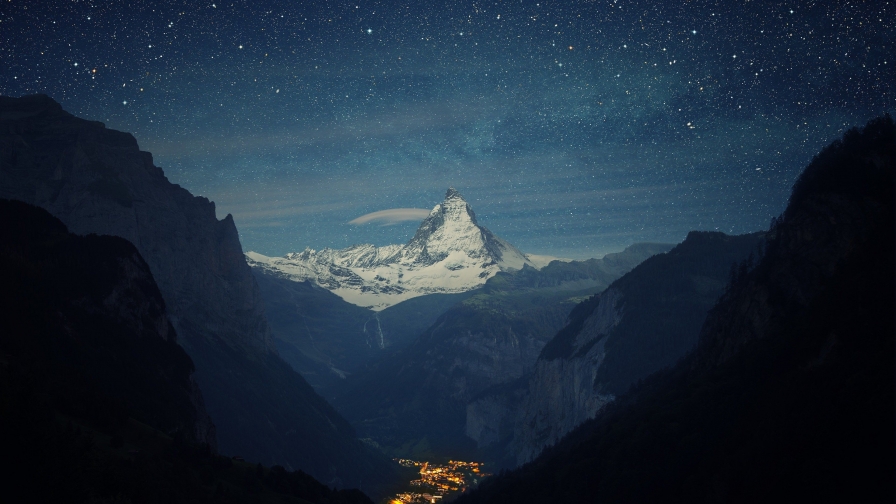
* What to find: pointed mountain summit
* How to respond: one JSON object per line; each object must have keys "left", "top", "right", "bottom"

{"left": 247, "top": 188, "right": 533, "bottom": 310}
{"left": 399, "top": 187, "right": 531, "bottom": 269}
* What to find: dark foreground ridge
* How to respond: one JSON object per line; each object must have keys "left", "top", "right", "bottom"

{"left": 0, "top": 94, "right": 401, "bottom": 498}
{"left": 456, "top": 115, "right": 895, "bottom": 503}
{"left": 0, "top": 199, "right": 374, "bottom": 504}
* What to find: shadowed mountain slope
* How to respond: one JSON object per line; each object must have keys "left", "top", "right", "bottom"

{"left": 456, "top": 116, "right": 895, "bottom": 503}
{"left": 331, "top": 243, "right": 672, "bottom": 460}
{"left": 253, "top": 270, "right": 474, "bottom": 394}
{"left": 0, "top": 199, "right": 377, "bottom": 504}
{"left": 0, "top": 198, "right": 213, "bottom": 446}
{"left": 506, "top": 230, "right": 764, "bottom": 465}
{"left": 0, "top": 94, "right": 400, "bottom": 497}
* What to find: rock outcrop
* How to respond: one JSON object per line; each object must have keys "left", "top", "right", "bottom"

{"left": 508, "top": 231, "right": 763, "bottom": 465}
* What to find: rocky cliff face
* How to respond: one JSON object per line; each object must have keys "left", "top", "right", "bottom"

{"left": 0, "top": 95, "right": 399, "bottom": 497}
{"left": 506, "top": 288, "right": 622, "bottom": 463}
{"left": 397, "top": 187, "right": 531, "bottom": 269}
{"left": 507, "top": 231, "right": 763, "bottom": 465}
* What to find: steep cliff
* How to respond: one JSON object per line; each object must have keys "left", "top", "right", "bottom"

{"left": 457, "top": 116, "right": 895, "bottom": 504}
{"left": 507, "top": 231, "right": 763, "bottom": 465}
{"left": 0, "top": 94, "right": 399, "bottom": 497}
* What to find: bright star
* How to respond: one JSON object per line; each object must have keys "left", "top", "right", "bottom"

{"left": 366, "top": 28, "right": 373, "bottom": 34}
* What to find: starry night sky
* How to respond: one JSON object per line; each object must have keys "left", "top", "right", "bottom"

{"left": 3, "top": 0, "right": 893, "bottom": 259}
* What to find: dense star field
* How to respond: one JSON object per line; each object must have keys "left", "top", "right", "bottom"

{"left": 2, "top": 0, "right": 893, "bottom": 258}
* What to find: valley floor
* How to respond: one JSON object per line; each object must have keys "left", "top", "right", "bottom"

{"left": 388, "top": 458, "right": 491, "bottom": 504}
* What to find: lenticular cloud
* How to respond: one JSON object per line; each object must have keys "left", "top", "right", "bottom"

{"left": 348, "top": 208, "right": 432, "bottom": 226}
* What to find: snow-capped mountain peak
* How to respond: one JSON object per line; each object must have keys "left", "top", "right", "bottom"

{"left": 398, "top": 187, "right": 524, "bottom": 268}
{"left": 246, "top": 188, "right": 533, "bottom": 310}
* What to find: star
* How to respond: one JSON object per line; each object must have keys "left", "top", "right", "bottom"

{"left": 1, "top": 0, "right": 887, "bottom": 259}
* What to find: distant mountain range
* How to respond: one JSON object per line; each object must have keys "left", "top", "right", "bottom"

{"left": 247, "top": 188, "right": 538, "bottom": 310}
{"left": 254, "top": 271, "right": 476, "bottom": 393}
{"left": 249, "top": 189, "right": 675, "bottom": 397}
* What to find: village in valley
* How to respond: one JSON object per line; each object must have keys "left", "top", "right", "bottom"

{"left": 388, "top": 459, "right": 490, "bottom": 504}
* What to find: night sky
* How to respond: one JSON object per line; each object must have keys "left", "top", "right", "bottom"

{"left": 3, "top": 1, "right": 893, "bottom": 259}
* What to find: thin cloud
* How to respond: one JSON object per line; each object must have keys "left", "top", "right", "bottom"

{"left": 349, "top": 208, "right": 432, "bottom": 226}
{"left": 142, "top": 98, "right": 502, "bottom": 159}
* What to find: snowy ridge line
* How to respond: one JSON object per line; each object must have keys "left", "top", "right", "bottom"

{"left": 246, "top": 188, "right": 538, "bottom": 310}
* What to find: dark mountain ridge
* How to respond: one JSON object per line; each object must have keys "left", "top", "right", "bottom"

{"left": 457, "top": 116, "right": 895, "bottom": 503}
{"left": 0, "top": 94, "right": 400, "bottom": 497}
{"left": 0, "top": 198, "right": 213, "bottom": 446}
{"left": 505, "top": 230, "right": 764, "bottom": 466}
{"left": 0, "top": 199, "right": 375, "bottom": 504}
